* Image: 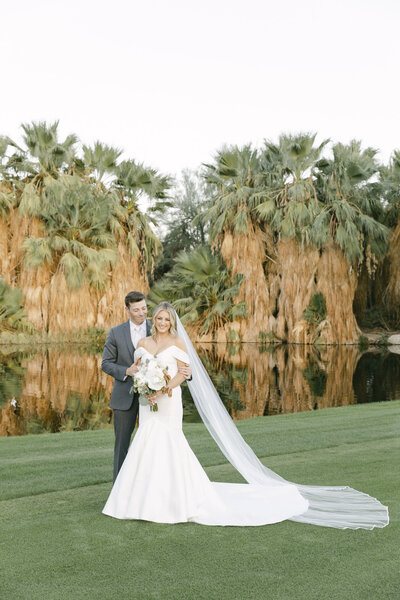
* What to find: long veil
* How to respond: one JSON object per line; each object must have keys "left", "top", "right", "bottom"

{"left": 176, "top": 314, "right": 389, "bottom": 529}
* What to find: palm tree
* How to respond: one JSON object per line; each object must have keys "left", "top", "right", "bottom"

{"left": 310, "top": 142, "right": 389, "bottom": 342}
{"left": 21, "top": 176, "right": 120, "bottom": 290}
{"left": 312, "top": 141, "right": 388, "bottom": 266}
{"left": 201, "top": 137, "right": 331, "bottom": 342}
{"left": 20, "top": 120, "right": 78, "bottom": 179}
{"left": 0, "top": 121, "right": 173, "bottom": 334}
{"left": 380, "top": 150, "right": 400, "bottom": 322}
{"left": 19, "top": 176, "right": 123, "bottom": 333}
{"left": 254, "top": 137, "right": 389, "bottom": 343}
{"left": 5, "top": 121, "right": 80, "bottom": 250}
{"left": 1, "top": 121, "right": 78, "bottom": 193}
{"left": 0, "top": 136, "right": 19, "bottom": 180}
{"left": 113, "top": 159, "right": 171, "bottom": 275}
{"left": 256, "top": 133, "right": 329, "bottom": 244}
{"left": 114, "top": 159, "right": 171, "bottom": 209}
{"left": 82, "top": 141, "right": 122, "bottom": 185}
{"left": 148, "top": 246, "right": 247, "bottom": 336}
{"left": 202, "top": 145, "right": 277, "bottom": 340}
{"left": 0, "top": 136, "right": 27, "bottom": 285}
{"left": 249, "top": 134, "right": 330, "bottom": 342}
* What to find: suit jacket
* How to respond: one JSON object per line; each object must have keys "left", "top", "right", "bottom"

{"left": 102, "top": 319, "right": 152, "bottom": 410}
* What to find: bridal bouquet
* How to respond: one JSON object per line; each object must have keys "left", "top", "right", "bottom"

{"left": 130, "top": 358, "right": 170, "bottom": 412}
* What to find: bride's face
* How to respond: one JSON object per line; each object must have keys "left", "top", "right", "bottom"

{"left": 154, "top": 310, "right": 171, "bottom": 334}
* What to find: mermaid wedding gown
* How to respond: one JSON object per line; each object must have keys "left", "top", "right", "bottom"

{"left": 102, "top": 345, "right": 309, "bottom": 525}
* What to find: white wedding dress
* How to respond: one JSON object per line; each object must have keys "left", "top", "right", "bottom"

{"left": 102, "top": 345, "right": 309, "bottom": 525}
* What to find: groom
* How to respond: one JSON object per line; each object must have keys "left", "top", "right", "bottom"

{"left": 102, "top": 291, "right": 190, "bottom": 482}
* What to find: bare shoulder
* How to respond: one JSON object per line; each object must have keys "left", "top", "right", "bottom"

{"left": 174, "top": 337, "right": 187, "bottom": 352}
{"left": 137, "top": 336, "right": 153, "bottom": 349}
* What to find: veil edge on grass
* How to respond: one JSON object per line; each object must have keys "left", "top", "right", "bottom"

{"left": 176, "top": 313, "right": 389, "bottom": 530}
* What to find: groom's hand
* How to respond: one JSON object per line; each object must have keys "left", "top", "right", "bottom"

{"left": 125, "top": 363, "right": 139, "bottom": 377}
{"left": 178, "top": 365, "right": 192, "bottom": 379}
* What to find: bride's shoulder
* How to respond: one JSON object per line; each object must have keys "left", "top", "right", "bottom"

{"left": 137, "top": 336, "right": 153, "bottom": 349}
{"left": 174, "top": 337, "right": 187, "bottom": 352}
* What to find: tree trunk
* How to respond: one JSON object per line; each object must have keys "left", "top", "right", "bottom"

{"left": 353, "top": 264, "right": 369, "bottom": 324}
{"left": 220, "top": 224, "right": 278, "bottom": 341}
{"left": 274, "top": 239, "right": 320, "bottom": 343}
{"left": 19, "top": 265, "right": 51, "bottom": 331}
{"left": 5, "top": 224, "right": 149, "bottom": 333}
{"left": 273, "top": 241, "right": 360, "bottom": 344}
{"left": 97, "top": 237, "right": 149, "bottom": 330}
{"left": 384, "top": 219, "right": 400, "bottom": 324}
{"left": 317, "top": 245, "right": 360, "bottom": 344}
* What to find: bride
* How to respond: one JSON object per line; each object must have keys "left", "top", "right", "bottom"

{"left": 103, "top": 302, "right": 389, "bottom": 529}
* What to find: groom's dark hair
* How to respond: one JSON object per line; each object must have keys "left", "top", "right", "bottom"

{"left": 125, "top": 291, "right": 146, "bottom": 308}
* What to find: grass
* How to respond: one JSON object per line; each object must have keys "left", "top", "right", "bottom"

{"left": 1, "top": 402, "right": 399, "bottom": 600}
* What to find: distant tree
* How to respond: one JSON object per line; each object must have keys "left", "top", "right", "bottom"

{"left": 153, "top": 169, "right": 212, "bottom": 280}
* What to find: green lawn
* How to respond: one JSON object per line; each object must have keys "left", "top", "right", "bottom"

{"left": 1, "top": 402, "right": 399, "bottom": 600}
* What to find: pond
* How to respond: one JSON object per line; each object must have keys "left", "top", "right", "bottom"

{"left": 1, "top": 342, "right": 400, "bottom": 436}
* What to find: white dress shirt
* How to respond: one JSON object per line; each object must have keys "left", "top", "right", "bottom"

{"left": 130, "top": 319, "right": 147, "bottom": 349}
{"left": 123, "top": 319, "right": 148, "bottom": 381}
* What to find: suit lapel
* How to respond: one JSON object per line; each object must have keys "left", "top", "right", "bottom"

{"left": 123, "top": 320, "right": 135, "bottom": 362}
{"left": 146, "top": 319, "right": 151, "bottom": 337}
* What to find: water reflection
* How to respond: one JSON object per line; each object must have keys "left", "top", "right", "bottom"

{"left": 1, "top": 343, "right": 399, "bottom": 436}
{"left": 197, "top": 343, "right": 361, "bottom": 419}
{"left": 0, "top": 349, "right": 113, "bottom": 437}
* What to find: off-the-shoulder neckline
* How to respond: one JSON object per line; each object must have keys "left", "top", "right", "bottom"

{"left": 138, "top": 344, "right": 187, "bottom": 357}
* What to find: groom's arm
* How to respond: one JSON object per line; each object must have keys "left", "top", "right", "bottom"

{"left": 102, "top": 328, "right": 129, "bottom": 381}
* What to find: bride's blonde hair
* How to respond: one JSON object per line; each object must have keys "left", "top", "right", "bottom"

{"left": 151, "top": 302, "right": 177, "bottom": 339}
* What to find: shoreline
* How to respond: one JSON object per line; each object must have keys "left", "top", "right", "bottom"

{"left": 1, "top": 328, "right": 400, "bottom": 351}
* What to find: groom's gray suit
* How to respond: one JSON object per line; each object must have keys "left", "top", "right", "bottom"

{"left": 102, "top": 318, "right": 151, "bottom": 481}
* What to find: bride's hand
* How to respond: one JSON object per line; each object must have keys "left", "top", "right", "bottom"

{"left": 148, "top": 390, "right": 162, "bottom": 405}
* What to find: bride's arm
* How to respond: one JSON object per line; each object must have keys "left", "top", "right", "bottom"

{"left": 175, "top": 337, "right": 192, "bottom": 380}
{"left": 167, "top": 338, "right": 189, "bottom": 390}
{"left": 166, "top": 359, "right": 188, "bottom": 390}
{"left": 148, "top": 365, "right": 187, "bottom": 405}
{"left": 148, "top": 339, "right": 188, "bottom": 404}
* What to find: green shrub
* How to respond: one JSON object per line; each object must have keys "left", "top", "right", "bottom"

{"left": 303, "top": 292, "right": 327, "bottom": 326}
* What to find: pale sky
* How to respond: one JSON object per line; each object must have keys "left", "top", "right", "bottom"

{"left": 1, "top": 0, "right": 399, "bottom": 178}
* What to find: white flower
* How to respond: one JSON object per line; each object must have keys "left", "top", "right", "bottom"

{"left": 146, "top": 364, "right": 165, "bottom": 390}
{"left": 134, "top": 372, "right": 146, "bottom": 387}
{"left": 131, "top": 358, "right": 167, "bottom": 412}
{"left": 10, "top": 398, "right": 17, "bottom": 407}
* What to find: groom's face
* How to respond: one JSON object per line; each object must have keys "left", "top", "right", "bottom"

{"left": 126, "top": 299, "right": 147, "bottom": 325}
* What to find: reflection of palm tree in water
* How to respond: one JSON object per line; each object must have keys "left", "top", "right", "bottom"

{"left": 195, "top": 343, "right": 360, "bottom": 419}
{"left": 2, "top": 345, "right": 398, "bottom": 436}
{"left": 0, "top": 349, "right": 113, "bottom": 436}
